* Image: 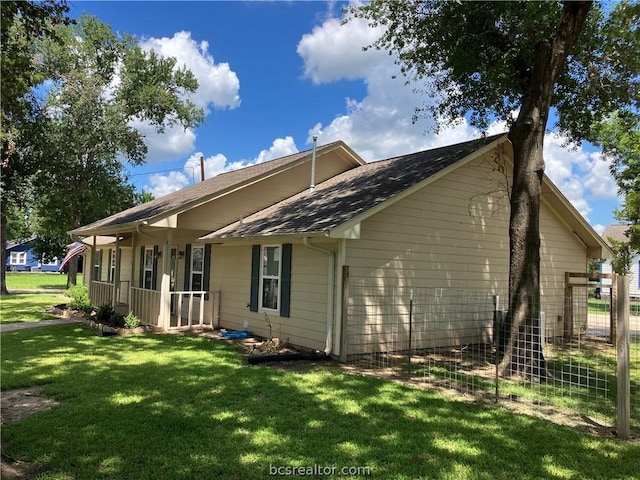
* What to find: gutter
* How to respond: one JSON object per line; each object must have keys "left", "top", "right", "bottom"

{"left": 302, "top": 237, "right": 335, "bottom": 356}
{"left": 136, "top": 222, "right": 165, "bottom": 242}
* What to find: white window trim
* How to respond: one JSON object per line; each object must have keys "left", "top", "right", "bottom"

{"left": 190, "top": 245, "right": 205, "bottom": 291}
{"left": 40, "top": 257, "right": 58, "bottom": 266}
{"left": 260, "top": 245, "right": 281, "bottom": 313}
{"left": 9, "top": 251, "right": 27, "bottom": 265}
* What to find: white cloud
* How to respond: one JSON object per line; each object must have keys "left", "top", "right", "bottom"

{"left": 254, "top": 136, "right": 298, "bottom": 163}
{"left": 298, "top": 8, "right": 619, "bottom": 228}
{"left": 297, "top": 16, "right": 386, "bottom": 84}
{"left": 147, "top": 137, "right": 299, "bottom": 197}
{"left": 542, "top": 132, "right": 619, "bottom": 221}
{"left": 139, "top": 31, "right": 240, "bottom": 112}
{"left": 593, "top": 224, "right": 606, "bottom": 235}
{"left": 298, "top": 6, "right": 491, "bottom": 161}
{"left": 145, "top": 171, "right": 190, "bottom": 198}
{"left": 132, "top": 31, "right": 241, "bottom": 164}
{"left": 129, "top": 119, "right": 197, "bottom": 163}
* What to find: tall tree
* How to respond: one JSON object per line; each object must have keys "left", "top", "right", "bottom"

{"left": 597, "top": 113, "right": 640, "bottom": 274}
{"left": 352, "top": 1, "right": 639, "bottom": 376}
{"left": 1, "top": 0, "right": 71, "bottom": 294}
{"left": 31, "top": 14, "right": 204, "bottom": 287}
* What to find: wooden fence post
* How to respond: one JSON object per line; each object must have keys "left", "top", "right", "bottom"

{"left": 616, "top": 275, "right": 630, "bottom": 439}
{"left": 564, "top": 272, "right": 573, "bottom": 340}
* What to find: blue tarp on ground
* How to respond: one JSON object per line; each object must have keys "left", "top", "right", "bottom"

{"left": 219, "top": 330, "right": 251, "bottom": 339}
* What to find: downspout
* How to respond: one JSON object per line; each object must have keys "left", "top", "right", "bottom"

{"left": 303, "top": 237, "right": 335, "bottom": 356}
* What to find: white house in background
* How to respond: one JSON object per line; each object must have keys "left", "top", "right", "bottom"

{"left": 71, "top": 135, "right": 611, "bottom": 359}
{"left": 601, "top": 224, "right": 640, "bottom": 299}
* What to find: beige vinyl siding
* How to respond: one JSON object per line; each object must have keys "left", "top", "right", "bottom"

{"left": 178, "top": 155, "right": 356, "bottom": 231}
{"left": 345, "top": 151, "right": 588, "bottom": 354}
{"left": 212, "top": 242, "right": 334, "bottom": 351}
{"left": 539, "top": 202, "right": 589, "bottom": 337}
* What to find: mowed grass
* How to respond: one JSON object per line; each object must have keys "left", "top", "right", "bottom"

{"left": 0, "top": 293, "right": 70, "bottom": 324}
{"left": 588, "top": 298, "right": 640, "bottom": 316}
{"left": 4, "top": 272, "right": 82, "bottom": 290}
{"left": 2, "top": 325, "right": 639, "bottom": 480}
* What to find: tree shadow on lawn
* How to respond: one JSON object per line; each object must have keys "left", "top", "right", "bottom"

{"left": 1, "top": 325, "right": 639, "bottom": 480}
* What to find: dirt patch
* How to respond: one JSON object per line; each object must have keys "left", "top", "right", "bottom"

{"left": 1, "top": 386, "right": 59, "bottom": 479}
{"left": 1, "top": 386, "right": 59, "bottom": 425}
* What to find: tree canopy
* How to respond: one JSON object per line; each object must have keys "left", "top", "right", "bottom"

{"left": 1, "top": 9, "right": 204, "bottom": 291}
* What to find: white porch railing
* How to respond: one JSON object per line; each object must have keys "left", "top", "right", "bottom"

{"left": 91, "top": 281, "right": 113, "bottom": 309}
{"left": 169, "top": 291, "right": 221, "bottom": 329}
{"left": 90, "top": 280, "right": 130, "bottom": 309}
{"left": 130, "top": 287, "right": 161, "bottom": 327}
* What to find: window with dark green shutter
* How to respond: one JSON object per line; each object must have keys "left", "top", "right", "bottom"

{"left": 250, "top": 244, "right": 292, "bottom": 317}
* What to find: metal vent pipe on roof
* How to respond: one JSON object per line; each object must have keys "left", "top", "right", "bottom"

{"left": 310, "top": 136, "right": 317, "bottom": 193}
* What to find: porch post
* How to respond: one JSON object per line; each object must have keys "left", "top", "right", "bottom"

{"left": 159, "top": 232, "right": 172, "bottom": 330}
{"left": 89, "top": 236, "right": 97, "bottom": 302}
{"left": 112, "top": 235, "right": 121, "bottom": 308}
{"left": 130, "top": 231, "right": 136, "bottom": 308}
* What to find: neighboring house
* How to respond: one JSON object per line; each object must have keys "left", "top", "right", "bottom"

{"left": 600, "top": 224, "right": 640, "bottom": 299}
{"left": 5, "top": 237, "right": 61, "bottom": 272}
{"left": 71, "top": 135, "right": 610, "bottom": 359}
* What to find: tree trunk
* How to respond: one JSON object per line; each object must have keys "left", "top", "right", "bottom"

{"left": 67, "top": 255, "right": 78, "bottom": 289}
{"left": 499, "top": 1, "right": 592, "bottom": 378}
{"left": 0, "top": 197, "right": 8, "bottom": 295}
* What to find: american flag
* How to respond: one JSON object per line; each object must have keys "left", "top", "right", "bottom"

{"left": 59, "top": 241, "right": 87, "bottom": 271}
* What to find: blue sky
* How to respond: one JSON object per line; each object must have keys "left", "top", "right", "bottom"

{"left": 69, "top": 1, "right": 621, "bottom": 234}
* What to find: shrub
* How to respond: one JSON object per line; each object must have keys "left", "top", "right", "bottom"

{"left": 64, "top": 284, "right": 92, "bottom": 313}
{"left": 124, "top": 312, "right": 140, "bottom": 329}
{"left": 109, "top": 312, "right": 125, "bottom": 328}
{"left": 96, "top": 304, "right": 116, "bottom": 323}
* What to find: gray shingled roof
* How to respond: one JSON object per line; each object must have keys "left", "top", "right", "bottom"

{"left": 202, "top": 135, "right": 504, "bottom": 240}
{"left": 602, "top": 224, "right": 632, "bottom": 245}
{"left": 72, "top": 141, "right": 347, "bottom": 234}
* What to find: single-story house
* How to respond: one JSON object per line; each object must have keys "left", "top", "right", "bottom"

{"left": 5, "top": 237, "right": 61, "bottom": 272}
{"left": 600, "top": 224, "right": 640, "bottom": 299}
{"left": 71, "top": 135, "right": 611, "bottom": 359}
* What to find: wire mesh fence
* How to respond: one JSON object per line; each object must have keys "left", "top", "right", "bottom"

{"left": 345, "top": 281, "right": 638, "bottom": 434}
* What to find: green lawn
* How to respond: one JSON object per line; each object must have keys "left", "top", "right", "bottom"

{"left": 588, "top": 298, "right": 640, "bottom": 316}
{"left": 4, "top": 272, "right": 82, "bottom": 290}
{"left": 0, "top": 293, "right": 69, "bottom": 324}
{"left": 1, "top": 325, "right": 639, "bottom": 480}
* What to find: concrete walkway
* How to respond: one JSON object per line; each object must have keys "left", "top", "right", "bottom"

{"left": 0, "top": 318, "right": 82, "bottom": 333}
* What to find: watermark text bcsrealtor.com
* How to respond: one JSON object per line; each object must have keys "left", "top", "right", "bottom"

{"left": 269, "top": 464, "right": 372, "bottom": 477}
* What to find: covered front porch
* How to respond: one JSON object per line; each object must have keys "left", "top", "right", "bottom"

{"left": 90, "top": 280, "right": 221, "bottom": 329}
{"left": 82, "top": 227, "right": 220, "bottom": 331}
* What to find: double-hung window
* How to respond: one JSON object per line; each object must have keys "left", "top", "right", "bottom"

{"left": 10, "top": 252, "right": 26, "bottom": 265}
{"left": 143, "top": 248, "right": 154, "bottom": 289}
{"left": 190, "top": 246, "right": 204, "bottom": 291}
{"left": 94, "top": 250, "right": 103, "bottom": 281}
{"left": 261, "top": 246, "right": 281, "bottom": 311}
{"left": 109, "top": 250, "right": 116, "bottom": 283}
{"left": 250, "top": 244, "right": 291, "bottom": 317}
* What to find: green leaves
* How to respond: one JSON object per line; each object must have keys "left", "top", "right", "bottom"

{"left": 118, "top": 46, "right": 203, "bottom": 132}
{"left": 20, "top": 13, "right": 205, "bottom": 261}
{"left": 352, "top": 1, "right": 638, "bottom": 143}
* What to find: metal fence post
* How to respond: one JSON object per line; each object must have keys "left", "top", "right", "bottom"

{"left": 616, "top": 275, "right": 630, "bottom": 439}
